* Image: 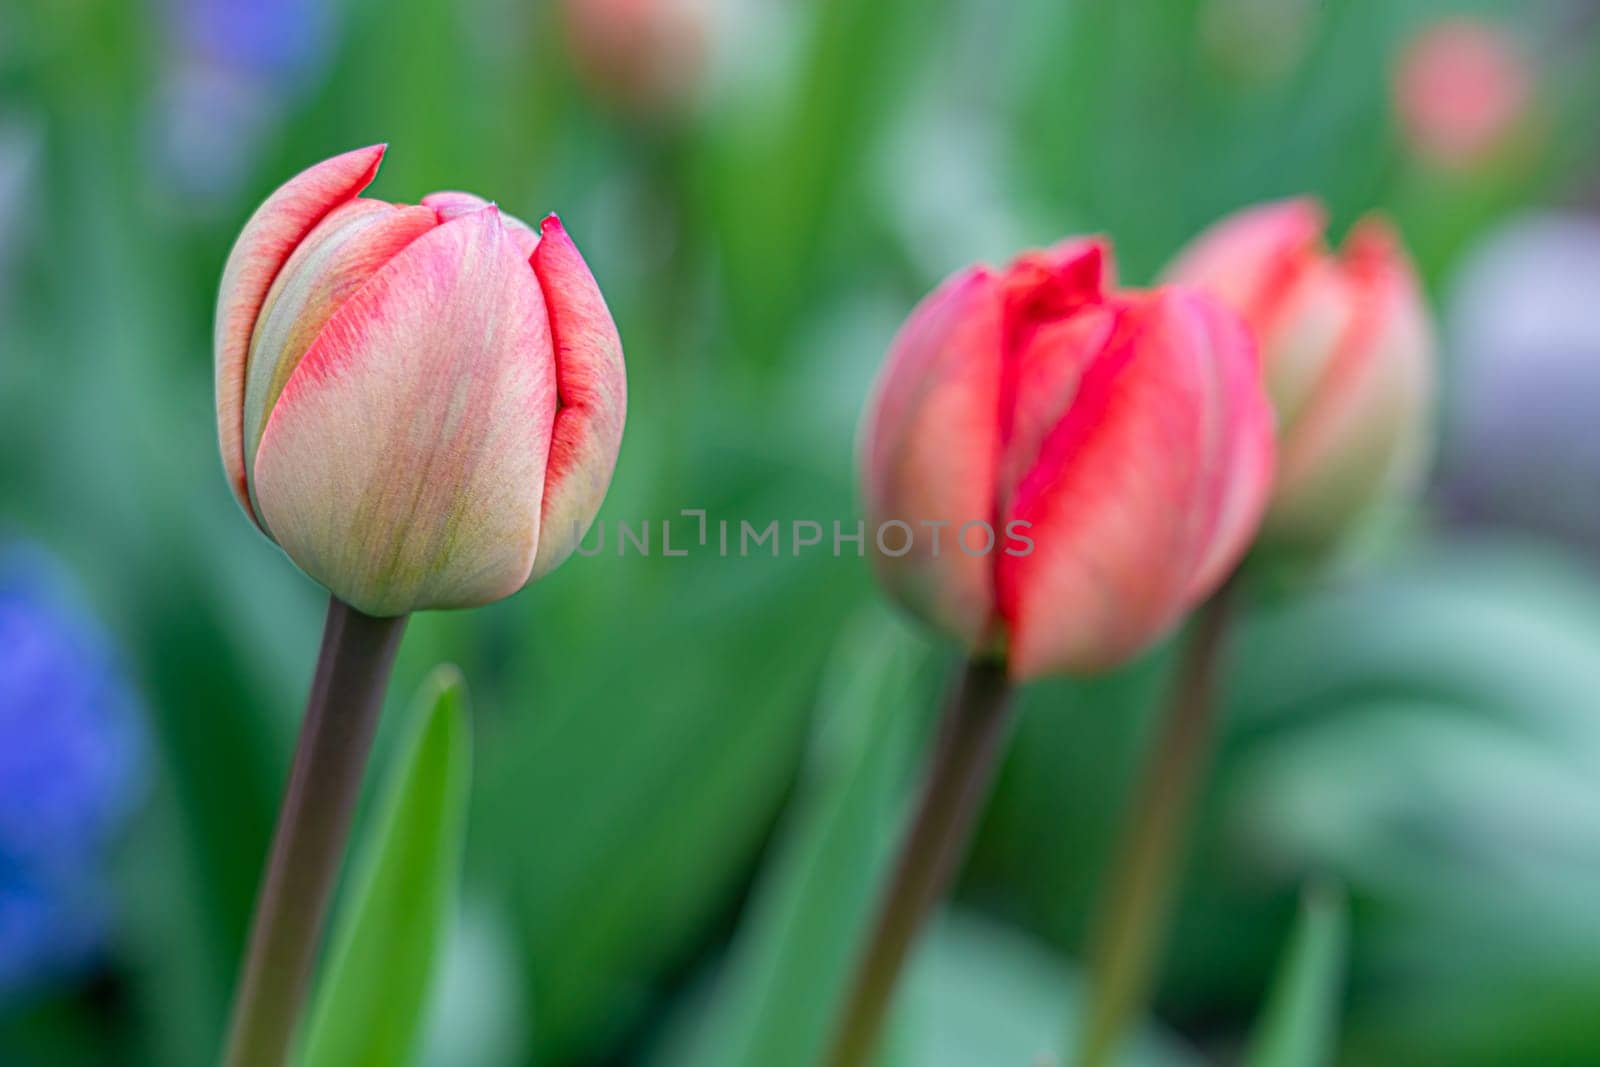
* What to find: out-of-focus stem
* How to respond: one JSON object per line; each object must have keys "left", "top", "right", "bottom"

{"left": 1074, "top": 585, "right": 1237, "bottom": 1067}
{"left": 826, "top": 656, "right": 1016, "bottom": 1067}
{"left": 221, "top": 598, "right": 407, "bottom": 1067}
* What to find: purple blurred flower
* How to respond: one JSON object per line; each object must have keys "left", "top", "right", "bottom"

{"left": 151, "top": 0, "right": 335, "bottom": 204}
{"left": 0, "top": 543, "right": 144, "bottom": 999}
{"left": 173, "top": 0, "right": 332, "bottom": 81}
{"left": 1435, "top": 214, "right": 1600, "bottom": 553}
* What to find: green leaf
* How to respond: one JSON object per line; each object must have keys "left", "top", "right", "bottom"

{"left": 650, "top": 606, "right": 935, "bottom": 1067}
{"left": 1244, "top": 883, "right": 1348, "bottom": 1067}
{"left": 299, "top": 666, "right": 474, "bottom": 1067}
{"left": 900, "top": 913, "right": 1203, "bottom": 1067}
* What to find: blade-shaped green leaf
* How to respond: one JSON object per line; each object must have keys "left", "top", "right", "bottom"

{"left": 299, "top": 665, "right": 474, "bottom": 1067}
{"left": 1244, "top": 883, "right": 1348, "bottom": 1067}
{"left": 652, "top": 606, "right": 935, "bottom": 1067}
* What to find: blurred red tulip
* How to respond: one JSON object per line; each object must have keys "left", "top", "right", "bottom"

{"left": 1393, "top": 18, "right": 1532, "bottom": 169}
{"left": 1166, "top": 198, "right": 1433, "bottom": 550}
{"left": 215, "top": 146, "right": 627, "bottom": 616}
{"left": 860, "top": 240, "right": 1275, "bottom": 680}
{"left": 562, "top": 0, "right": 710, "bottom": 118}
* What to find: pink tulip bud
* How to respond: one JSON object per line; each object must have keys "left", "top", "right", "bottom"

{"left": 561, "top": 0, "right": 710, "bottom": 118}
{"left": 1165, "top": 199, "right": 1433, "bottom": 549}
{"left": 1393, "top": 18, "right": 1531, "bottom": 170}
{"left": 215, "top": 146, "right": 626, "bottom": 616}
{"left": 860, "top": 241, "right": 1275, "bottom": 680}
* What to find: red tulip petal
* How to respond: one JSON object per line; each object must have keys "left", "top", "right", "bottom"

{"left": 215, "top": 144, "right": 386, "bottom": 524}
{"left": 526, "top": 215, "right": 628, "bottom": 579}
{"left": 860, "top": 267, "right": 1005, "bottom": 647}
{"left": 1179, "top": 290, "right": 1277, "bottom": 597}
{"left": 998, "top": 293, "right": 1224, "bottom": 678}
{"left": 995, "top": 239, "right": 1114, "bottom": 506}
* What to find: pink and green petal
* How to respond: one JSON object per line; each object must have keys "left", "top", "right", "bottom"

{"left": 252, "top": 208, "right": 557, "bottom": 616}
{"left": 214, "top": 144, "right": 386, "bottom": 522}
{"left": 526, "top": 216, "right": 629, "bottom": 580}
{"left": 1162, "top": 197, "right": 1326, "bottom": 322}
{"left": 1268, "top": 219, "right": 1433, "bottom": 543}
{"left": 1253, "top": 256, "right": 1355, "bottom": 430}
{"left": 242, "top": 199, "right": 438, "bottom": 512}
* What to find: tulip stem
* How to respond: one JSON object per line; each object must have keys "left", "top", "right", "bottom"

{"left": 221, "top": 597, "right": 407, "bottom": 1067}
{"left": 826, "top": 655, "right": 1016, "bottom": 1067}
{"left": 1073, "top": 584, "right": 1237, "bottom": 1067}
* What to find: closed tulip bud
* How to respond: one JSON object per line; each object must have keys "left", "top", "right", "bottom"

{"left": 1165, "top": 200, "right": 1433, "bottom": 551}
{"left": 860, "top": 241, "right": 1275, "bottom": 680}
{"left": 215, "top": 146, "right": 626, "bottom": 616}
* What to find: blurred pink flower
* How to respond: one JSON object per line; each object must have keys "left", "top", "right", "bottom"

{"left": 1166, "top": 199, "right": 1434, "bottom": 551}
{"left": 1393, "top": 18, "right": 1532, "bottom": 169}
{"left": 562, "top": 0, "right": 710, "bottom": 118}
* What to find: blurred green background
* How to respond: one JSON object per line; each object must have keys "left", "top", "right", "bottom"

{"left": 3, "top": 0, "right": 1600, "bottom": 1064}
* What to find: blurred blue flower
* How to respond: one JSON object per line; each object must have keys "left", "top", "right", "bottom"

{"left": 174, "top": 0, "right": 332, "bottom": 82}
{"left": 151, "top": 0, "right": 336, "bottom": 205}
{"left": 0, "top": 543, "right": 145, "bottom": 999}
{"left": 1435, "top": 213, "right": 1600, "bottom": 554}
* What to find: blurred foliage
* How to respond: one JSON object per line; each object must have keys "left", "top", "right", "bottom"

{"left": 2, "top": 0, "right": 1599, "bottom": 1064}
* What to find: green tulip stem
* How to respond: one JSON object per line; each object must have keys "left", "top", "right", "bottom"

{"left": 1074, "top": 583, "right": 1238, "bottom": 1067}
{"left": 222, "top": 597, "right": 408, "bottom": 1067}
{"left": 827, "top": 655, "right": 1017, "bottom": 1067}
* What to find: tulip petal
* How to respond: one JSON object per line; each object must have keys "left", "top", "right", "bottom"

{"left": 1162, "top": 199, "right": 1342, "bottom": 438}
{"left": 1178, "top": 290, "right": 1276, "bottom": 596}
{"left": 995, "top": 239, "right": 1114, "bottom": 506}
{"left": 997, "top": 293, "right": 1225, "bottom": 678}
{"left": 422, "top": 191, "right": 540, "bottom": 258}
{"left": 860, "top": 267, "right": 1004, "bottom": 646}
{"left": 1268, "top": 219, "right": 1433, "bottom": 542}
{"left": 215, "top": 144, "right": 386, "bottom": 523}
{"left": 252, "top": 207, "right": 557, "bottom": 616}
{"left": 526, "top": 215, "right": 628, "bottom": 580}
{"left": 1255, "top": 257, "right": 1356, "bottom": 429}
{"left": 242, "top": 199, "right": 438, "bottom": 512}
{"left": 1163, "top": 197, "right": 1326, "bottom": 320}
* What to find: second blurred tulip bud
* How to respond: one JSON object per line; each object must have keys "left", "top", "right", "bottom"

{"left": 561, "top": 0, "right": 710, "bottom": 119}
{"left": 860, "top": 241, "right": 1275, "bottom": 681}
{"left": 1165, "top": 199, "right": 1434, "bottom": 552}
{"left": 1393, "top": 18, "right": 1532, "bottom": 171}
